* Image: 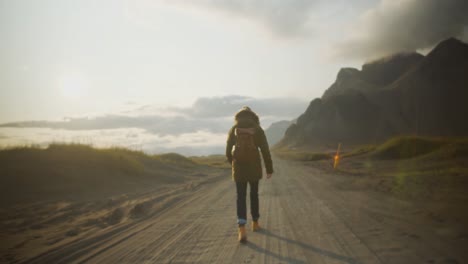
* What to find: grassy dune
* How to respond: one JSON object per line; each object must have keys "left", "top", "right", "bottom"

{"left": 154, "top": 153, "right": 197, "bottom": 167}
{"left": 371, "top": 136, "right": 468, "bottom": 160}
{"left": 190, "top": 155, "right": 231, "bottom": 169}
{"left": 0, "top": 144, "right": 229, "bottom": 262}
{"left": 0, "top": 143, "right": 221, "bottom": 206}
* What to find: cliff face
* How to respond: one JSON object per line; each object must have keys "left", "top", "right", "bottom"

{"left": 383, "top": 38, "right": 468, "bottom": 137}
{"left": 321, "top": 52, "right": 424, "bottom": 100}
{"left": 281, "top": 38, "right": 468, "bottom": 147}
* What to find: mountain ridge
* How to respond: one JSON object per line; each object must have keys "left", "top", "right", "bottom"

{"left": 279, "top": 37, "right": 468, "bottom": 148}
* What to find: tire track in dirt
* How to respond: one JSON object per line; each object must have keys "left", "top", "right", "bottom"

{"left": 76, "top": 174, "right": 235, "bottom": 263}
{"left": 283, "top": 158, "right": 468, "bottom": 264}
{"left": 24, "top": 174, "right": 228, "bottom": 264}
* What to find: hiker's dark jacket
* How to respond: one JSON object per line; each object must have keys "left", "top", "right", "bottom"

{"left": 226, "top": 109, "right": 274, "bottom": 182}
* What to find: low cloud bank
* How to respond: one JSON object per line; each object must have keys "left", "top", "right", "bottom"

{"left": 0, "top": 96, "right": 307, "bottom": 155}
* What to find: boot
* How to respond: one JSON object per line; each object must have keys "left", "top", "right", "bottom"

{"left": 238, "top": 226, "right": 247, "bottom": 243}
{"left": 252, "top": 221, "right": 260, "bottom": 232}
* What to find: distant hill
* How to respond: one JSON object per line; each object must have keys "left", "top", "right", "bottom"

{"left": 265, "top": 120, "right": 292, "bottom": 146}
{"left": 280, "top": 37, "right": 468, "bottom": 147}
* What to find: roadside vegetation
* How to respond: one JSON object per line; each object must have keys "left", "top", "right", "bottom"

{"left": 273, "top": 148, "right": 331, "bottom": 161}
{"left": 275, "top": 136, "right": 468, "bottom": 202}
{"left": 370, "top": 136, "right": 468, "bottom": 160}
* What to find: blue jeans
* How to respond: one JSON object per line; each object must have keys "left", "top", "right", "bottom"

{"left": 236, "top": 181, "right": 259, "bottom": 226}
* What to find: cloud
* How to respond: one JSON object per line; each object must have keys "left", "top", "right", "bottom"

{"left": 173, "top": 0, "right": 319, "bottom": 37}
{"left": 0, "top": 95, "right": 308, "bottom": 154}
{"left": 175, "top": 95, "right": 307, "bottom": 119}
{"left": 334, "top": 0, "right": 468, "bottom": 60}
{"left": 0, "top": 95, "right": 306, "bottom": 132}
{"left": 0, "top": 115, "right": 227, "bottom": 135}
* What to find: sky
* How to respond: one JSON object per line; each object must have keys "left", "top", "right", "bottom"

{"left": 1, "top": 0, "right": 467, "bottom": 154}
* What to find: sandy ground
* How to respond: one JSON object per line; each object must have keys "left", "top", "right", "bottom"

{"left": 2, "top": 157, "right": 468, "bottom": 263}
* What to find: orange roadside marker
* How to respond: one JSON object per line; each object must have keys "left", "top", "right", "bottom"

{"left": 333, "top": 143, "right": 341, "bottom": 169}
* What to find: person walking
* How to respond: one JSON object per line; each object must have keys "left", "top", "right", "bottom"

{"left": 225, "top": 106, "right": 274, "bottom": 243}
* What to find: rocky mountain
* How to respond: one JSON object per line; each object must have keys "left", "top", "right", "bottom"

{"left": 265, "top": 120, "right": 292, "bottom": 146}
{"left": 280, "top": 38, "right": 468, "bottom": 147}
{"left": 322, "top": 52, "right": 424, "bottom": 100}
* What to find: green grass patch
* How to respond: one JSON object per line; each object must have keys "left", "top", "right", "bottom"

{"left": 385, "top": 166, "right": 468, "bottom": 178}
{"left": 371, "top": 136, "right": 468, "bottom": 160}
{"left": 342, "top": 145, "right": 376, "bottom": 158}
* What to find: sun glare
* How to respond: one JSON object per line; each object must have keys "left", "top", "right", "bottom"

{"left": 59, "top": 73, "right": 87, "bottom": 99}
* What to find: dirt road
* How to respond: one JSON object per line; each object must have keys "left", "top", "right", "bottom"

{"left": 25, "top": 158, "right": 467, "bottom": 264}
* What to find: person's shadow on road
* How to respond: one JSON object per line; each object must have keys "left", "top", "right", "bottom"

{"left": 245, "top": 228, "right": 360, "bottom": 264}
